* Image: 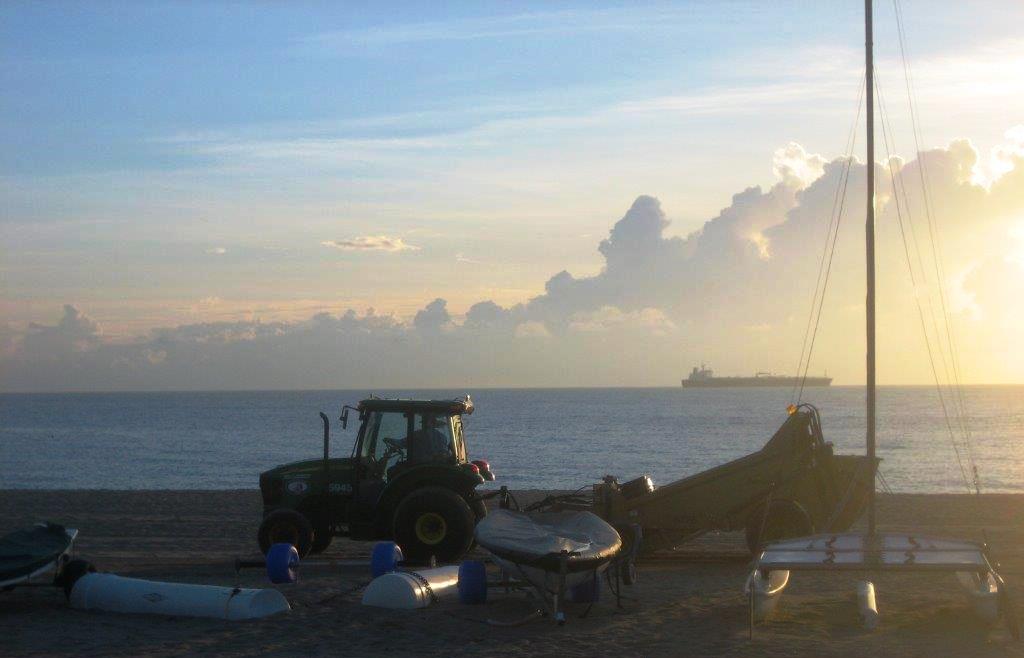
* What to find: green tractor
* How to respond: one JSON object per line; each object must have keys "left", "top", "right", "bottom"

{"left": 257, "top": 396, "right": 495, "bottom": 562}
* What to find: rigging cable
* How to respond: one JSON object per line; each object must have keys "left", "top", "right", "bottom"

{"left": 791, "top": 77, "right": 865, "bottom": 405}
{"left": 892, "top": 0, "right": 979, "bottom": 491}
{"left": 875, "top": 73, "right": 974, "bottom": 493}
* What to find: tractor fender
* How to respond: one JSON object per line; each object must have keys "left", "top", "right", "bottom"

{"left": 375, "top": 465, "right": 483, "bottom": 533}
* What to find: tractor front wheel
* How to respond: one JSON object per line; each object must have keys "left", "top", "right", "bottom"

{"left": 258, "top": 509, "right": 314, "bottom": 558}
{"left": 393, "top": 487, "right": 475, "bottom": 563}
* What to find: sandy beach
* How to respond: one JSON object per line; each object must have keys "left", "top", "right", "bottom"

{"left": 2, "top": 490, "right": 1023, "bottom": 657}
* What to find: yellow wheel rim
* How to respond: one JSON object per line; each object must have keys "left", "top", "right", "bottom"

{"left": 414, "top": 512, "right": 447, "bottom": 545}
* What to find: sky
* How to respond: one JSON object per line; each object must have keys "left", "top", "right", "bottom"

{"left": 2, "top": 1, "right": 1023, "bottom": 391}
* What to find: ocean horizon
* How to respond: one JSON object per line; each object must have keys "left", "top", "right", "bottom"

{"left": 2, "top": 386, "right": 1019, "bottom": 494}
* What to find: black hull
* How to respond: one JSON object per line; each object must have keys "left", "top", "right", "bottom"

{"left": 682, "top": 377, "right": 832, "bottom": 388}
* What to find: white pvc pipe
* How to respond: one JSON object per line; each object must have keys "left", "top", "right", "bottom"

{"left": 857, "top": 580, "right": 879, "bottom": 630}
{"left": 361, "top": 566, "right": 461, "bottom": 609}
{"left": 70, "top": 573, "right": 290, "bottom": 620}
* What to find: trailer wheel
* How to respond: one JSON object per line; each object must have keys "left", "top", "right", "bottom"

{"left": 467, "top": 496, "right": 487, "bottom": 549}
{"left": 258, "top": 509, "right": 314, "bottom": 558}
{"left": 393, "top": 486, "right": 475, "bottom": 563}
{"left": 309, "top": 524, "right": 333, "bottom": 554}
{"left": 617, "top": 526, "right": 640, "bottom": 585}
{"left": 55, "top": 559, "right": 96, "bottom": 599}
{"left": 745, "top": 500, "right": 813, "bottom": 554}
{"left": 469, "top": 496, "right": 488, "bottom": 523}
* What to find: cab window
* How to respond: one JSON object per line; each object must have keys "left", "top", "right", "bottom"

{"left": 451, "top": 415, "right": 466, "bottom": 462}
{"left": 361, "top": 411, "right": 410, "bottom": 478}
{"left": 408, "top": 413, "right": 455, "bottom": 463}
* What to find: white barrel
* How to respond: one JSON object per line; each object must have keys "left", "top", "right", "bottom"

{"left": 70, "top": 573, "right": 290, "bottom": 620}
{"left": 745, "top": 569, "right": 790, "bottom": 622}
{"left": 857, "top": 580, "right": 879, "bottom": 630}
{"left": 361, "top": 566, "right": 461, "bottom": 609}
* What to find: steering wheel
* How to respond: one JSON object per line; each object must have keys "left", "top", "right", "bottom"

{"left": 383, "top": 437, "right": 401, "bottom": 451}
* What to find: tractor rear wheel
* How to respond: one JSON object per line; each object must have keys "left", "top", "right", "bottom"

{"left": 258, "top": 509, "right": 315, "bottom": 558}
{"left": 393, "top": 487, "right": 475, "bottom": 563}
{"left": 745, "top": 499, "right": 813, "bottom": 554}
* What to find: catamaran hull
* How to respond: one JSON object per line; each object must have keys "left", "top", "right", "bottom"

{"left": 744, "top": 569, "right": 790, "bottom": 622}
{"left": 956, "top": 571, "right": 1000, "bottom": 623}
{"left": 582, "top": 409, "right": 877, "bottom": 554}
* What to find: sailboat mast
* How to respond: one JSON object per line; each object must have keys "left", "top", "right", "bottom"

{"left": 864, "top": 0, "right": 877, "bottom": 536}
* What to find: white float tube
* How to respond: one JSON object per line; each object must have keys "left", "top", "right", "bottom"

{"left": 70, "top": 573, "right": 290, "bottom": 620}
{"left": 744, "top": 569, "right": 790, "bottom": 622}
{"left": 361, "top": 566, "right": 461, "bottom": 609}
{"left": 956, "top": 571, "right": 999, "bottom": 623}
{"left": 857, "top": 580, "right": 879, "bottom": 630}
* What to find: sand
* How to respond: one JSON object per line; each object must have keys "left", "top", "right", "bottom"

{"left": 2, "top": 490, "right": 1023, "bottom": 657}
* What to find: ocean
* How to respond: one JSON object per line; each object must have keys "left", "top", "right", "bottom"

{"left": 1, "top": 387, "right": 1021, "bottom": 493}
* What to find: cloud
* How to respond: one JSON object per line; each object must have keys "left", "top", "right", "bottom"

{"left": 205, "top": 247, "right": 227, "bottom": 255}
{"left": 772, "top": 142, "right": 826, "bottom": 188}
{"left": 567, "top": 307, "right": 676, "bottom": 336}
{"left": 4, "top": 130, "right": 1024, "bottom": 390}
{"left": 295, "top": 8, "right": 712, "bottom": 52}
{"left": 413, "top": 298, "right": 452, "bottom": 333}
{"left": 21, "top": 305, "right": 102, "bottom": 362}
{"left": 455, "top": 252, "right": 483, "bottom": 265}
{"left": 513, "top": 321, "right": 550, "bottom": 339}
{"left": 321, "top": 236, "right": 420, "bottom": 252}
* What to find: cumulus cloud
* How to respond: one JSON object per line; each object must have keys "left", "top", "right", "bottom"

{"left": 413, "top": 298, "right": 453, "bottom": 333}
{"left": 27, "top": 305, "right": 100, "bottom": 348}
{"left": 772, "top": 142, "right": 826, "bottom": 188}
{"left": 567, "top": 306, "right": 676, "bottom": 335}
{"left": 455, "top": 252, "right": 483, "bottom": 264}
{"left": 321, "top": 236, "right": 420, "bottom": 252}
{"left": 513, "top": 321, "right": 551, "bottom": 339}
{"left": 4, "top": 131, "right": 1023, "bottom": 390}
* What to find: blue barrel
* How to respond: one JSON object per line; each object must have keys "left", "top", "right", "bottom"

{"left": 266, "top": 543, "right": 300, "bottom": 584}
{"left": 457, "top": 560, "right": 488, "bottom": 605}
{"left": 371, "top": 542, "right": 404, "bottom": 578}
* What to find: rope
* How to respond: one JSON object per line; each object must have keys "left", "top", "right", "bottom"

{"left": 892, "top": 0, "right": 979, "bottom": 492}
{"left": 406, "top": 570, "right": 439, "bottom": 604}
{"left": 791, "top": 77, "right": 865, "bottom": 405}
{"left": 874, "top": 73, "right": 973, "bottom": 493}
{"left": 876, "top": 466, "right": 895, "bottom": 495}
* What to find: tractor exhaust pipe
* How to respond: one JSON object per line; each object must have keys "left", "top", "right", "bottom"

{"left": 319, "top": 412, "right": 330, "bottom": 474}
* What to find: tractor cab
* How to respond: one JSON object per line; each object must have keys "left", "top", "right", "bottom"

{"left": 356, "top": 398, "right": 471, "bottom": 479}
{"left": 257, "top": 396, "right": 494, "bottom": 562}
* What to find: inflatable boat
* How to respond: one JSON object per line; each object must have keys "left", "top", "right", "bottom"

{"left": 474, "top": 509, "right": 621, "bottom": 622}
{"left": 0, "top": 523, "right": 78, "bottom": 590}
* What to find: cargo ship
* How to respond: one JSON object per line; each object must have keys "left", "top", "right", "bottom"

{"left": 681, "top": 365, "right": 831, "bottom": 388}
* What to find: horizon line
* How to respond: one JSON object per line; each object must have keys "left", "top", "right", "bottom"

{"left": 2, "top": 383, "right": 1022, "bottom": 395}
